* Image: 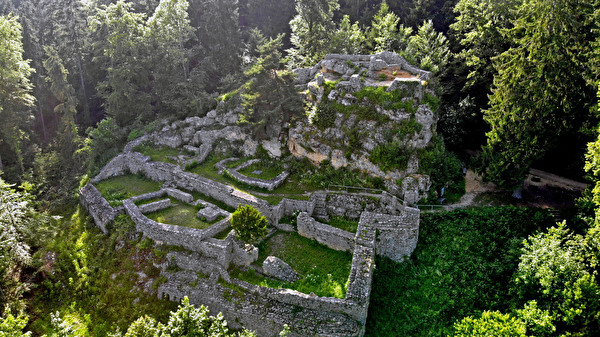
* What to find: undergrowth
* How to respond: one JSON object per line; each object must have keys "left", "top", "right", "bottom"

{"left": 29, "top": 208, "right": 177, "bottom": 336}
{"left": 365, "top": 207, "right": 555, "bottom": 336}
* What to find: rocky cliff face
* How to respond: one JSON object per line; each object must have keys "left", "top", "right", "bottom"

{"left": 289, "top": 52, "right": 436, "bottom": 199}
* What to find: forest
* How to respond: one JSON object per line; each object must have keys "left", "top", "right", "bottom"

{"left": 1, "top": 0, "right": 600, "bottom": 336}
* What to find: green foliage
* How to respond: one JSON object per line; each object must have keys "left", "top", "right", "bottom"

{"left": 287, "top": 0, "right": 340, "bottom": 67}
{"left": 514, "top": 222, "right": 600, "bottom": 334}
{"left": 0, "top": 308, "right": 32, "bottom": 337}
{"left": 120, "top": 297, "right": 256, "bottom": 337}
{"left": 240, "top": 32, "right": 303, "bottom": 140}
{"left": 404, "top": 20, "right": 450, "bottom": 75}
{"left": 453, "top": 311, "right": 527, "bottom": 337}
{"left": 422, "top": 92, "right": 440, "bottom": 111}
{"left": 296, "top": 160, "right": 385, "bottom": 190}
{"left": 90, "top": 1, "right": 152, "bottom": 127}
{"left": 0, "top": 14, "right": 35, "bottom": 181}
{"left": 29, "top": 207, "right": 177, "bottom": 336}
{"left": 366, "top": 0, "right": 410, "bottom": 53}
{"left": 451, "top": 0, "right": 521, "bottom": 90}
{"left": 352, "top": 86, "right": 417, "bottom": 112}
{"left": 230, "top": 204, "right": 268, "bottom": 244}
{"left": 365, "top": 207, "right": 555, "bottom": 336}
{"left": 370, "top": 142, "right": 411, "bottom": 172}
{"left": 312, "top": 102, "right": 337, "bottom": 129}
{"left": 482, "top": 0, "right": 599, "bottom": 187}
{"left": 329, "top": 15, "right": 365, "bottom": 54}
{"left": 418, "top": 138, "right": 464, "bottom": 199}
{"left": 85, "top": 118, "right": 127, "bottom": 177}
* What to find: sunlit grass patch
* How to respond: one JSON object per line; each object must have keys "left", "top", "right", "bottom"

{"left": 94, "top": 175, "right": 162, "bottom": 207}
{"left": 325, "top": 216, "right": 359, "bottom": 233}
{"left": 232, "top": 231, "right": 352, "bottom": 298}
{"left": 133, "top": 143, "right": 181, "bottom": 164}
{"left": 146, "top": 204, "right": 217, "bottom": 230}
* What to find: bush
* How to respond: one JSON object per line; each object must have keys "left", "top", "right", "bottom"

{"left": 230, "top": 204, "right": 268, "bottom": 244}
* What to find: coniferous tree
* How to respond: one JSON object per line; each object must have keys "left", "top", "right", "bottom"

{"left": 288, "top": 0, "right": 340, "bottom": 68}
{"left": 241, "top": 33, "right": 303, "bottom": 139}
{"left": 404, "top": 19, "right": 449, "bottom": 75}
{"left": 0, "top": 14, "right": 35, "bottom": 180}
{"left": 366, "top": 0, "right": 416, "bottom": 54}
{"left": 482, "top": 0, "right": 599, "bottom": 186}
{"left": 147, "top": 0, "right": 205, "bottom": 116}
{"left": 330, "top": 14, "right": 365, "bottom": 54}
{"left": 89, "top": 0, "right": 152, "bottom": 127}
{"left": 450, "top": 0, "right": 522, "bottom": 91}
{"left": 192, "top": 0, "right": 243, "bottom": 92}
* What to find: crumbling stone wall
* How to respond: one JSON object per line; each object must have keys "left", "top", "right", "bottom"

{"left": 361, "top": 210, "right": 420, "bottom": 262}
{"left": 297, "top": 212, "right": 355, "bottom": 252}
{"left": 79, "top": 184, "right": 118, "bottom": 234}
{"left": 325, "top": 191, "right": 406, "bottom": 218}
{"left": 158, "top": 214, "right": 375, "bottom": 337}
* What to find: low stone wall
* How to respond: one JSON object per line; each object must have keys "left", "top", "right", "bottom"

{"left": 79, "top": 184, "right": 118, "bottom": 234}
{"left": 167, "top": 251, "right": 231, "bottom": 282}
{"left": 164, "top": 188, "right": 193, "bottom": 203}
{"left": 94, "top": 152, "right": 276, "bottom": 221}
{"left": 138, "top": 199, "right": 171, "bottom": 214}
{"left": 297, "top": 212, "right": 355, "bottom": 252}
{"left": 226, "top": 169, "right": 290, "bottom": 191}
{"left": 215, "top": 157, "right": 238, "bottom": 174}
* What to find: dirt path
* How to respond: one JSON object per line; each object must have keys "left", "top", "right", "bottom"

{"left": 445, "top": 170, "right": 499, "bottom": 210}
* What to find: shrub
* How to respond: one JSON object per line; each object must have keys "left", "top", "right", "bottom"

{"left": 230, "top": 204, "right": 268, "bottom": 244}
{"left": 370, "top": 142, "right": 411, "bottom": 172}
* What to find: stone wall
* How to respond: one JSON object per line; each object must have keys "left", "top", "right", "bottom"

{"left": 158, "top": 224, "right": 375, "bottom": 337}
{"left": 325, "top": 191, "right": 405, "bottom": 218}
{"left": 138, "top": 199, "right": 171, "bottom": 214}
{"left": 93, "top": 152, "right": 278, "bottom": 222}
{"left": 360, "top": 210, "right": 420, "bottom": 262}
{"left": 297, "top": 212, "right": 355, "bottom": 252}
{"left": 79, "top": 184, "right": 118, "bottom": 234}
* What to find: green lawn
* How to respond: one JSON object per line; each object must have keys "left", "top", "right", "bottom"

{"left": 231, "top": 231, "right": 352, "bottom": 298}
{"left": 146, "top": 204, "right": 217, "bottom": 230}
{"left": 238, "top": 161, "right": 285, "bottom": 180}
{"left": 133, "top": 143, "right": 181, "bottom": 164}
{"left": 94, "top": 175, "right": 162, "bottom": 207}
{"left": 325, "top": 216, "right": 359, "bottom": 233}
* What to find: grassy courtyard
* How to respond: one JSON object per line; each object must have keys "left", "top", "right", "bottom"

{"left": 231, "top": 231, "right": 352, "bottom": 298}
{"left": 94, "top": 175, "right": 163, "bottom": 207}
{"left": 146, "top": 204, "right": 221, "bottom": 230}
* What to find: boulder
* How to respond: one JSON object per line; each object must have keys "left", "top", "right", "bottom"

{"left": 263, "top": 256, "right": 299, "bottom": 283}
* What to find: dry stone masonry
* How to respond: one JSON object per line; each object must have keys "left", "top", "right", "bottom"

{"left": 79, "top": 52, "right": 426, "bottom": 337}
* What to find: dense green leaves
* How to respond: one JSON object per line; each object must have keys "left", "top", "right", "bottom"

{"left": 240, "top": 32, "right": 303, "bottom": 139}
{"left": 366, "top": 207, "right": 555, "bottom": 336}
{"left": 230, "top": 204, "right": 269, "bottom": 244}
{"left": 0, "top": 14, "right": 34, "bottom": 180}
{"left": 482, "top": 0, "right": 599, "bottom": 187}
